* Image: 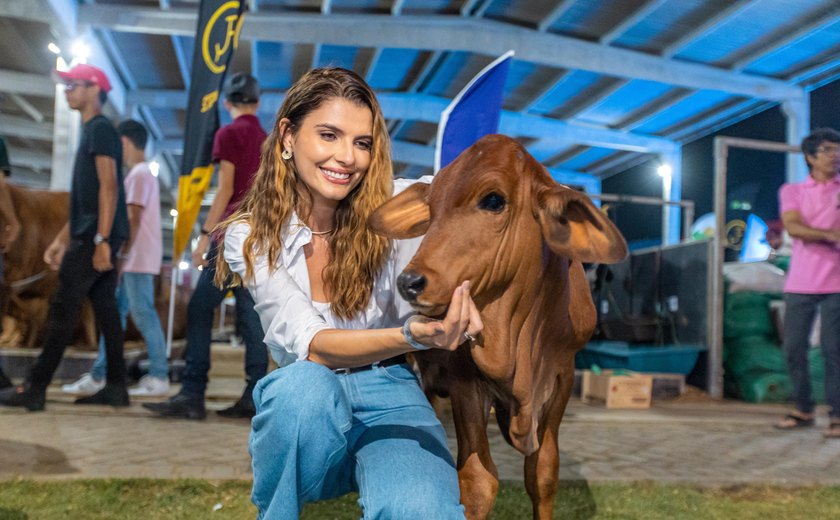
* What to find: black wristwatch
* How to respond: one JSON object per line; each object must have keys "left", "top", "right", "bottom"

{"left": 93, "top": 233, "right": 109, "bottom": 245}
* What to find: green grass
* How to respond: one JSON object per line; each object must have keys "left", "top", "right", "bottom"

{"left": 0, "top": 479, "right": 839, "bottom": 519}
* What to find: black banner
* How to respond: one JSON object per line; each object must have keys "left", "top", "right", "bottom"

{"left": 174, "top": 0, "right": 246, "bottom": 259}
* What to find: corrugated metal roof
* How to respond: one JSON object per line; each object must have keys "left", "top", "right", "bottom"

{"left": 1, "top": 0, "right": 839, "bottom": 192}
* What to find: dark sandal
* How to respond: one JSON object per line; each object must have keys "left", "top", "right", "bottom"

{"left": 774, "top": 413, "right": 815, "bottom": 430}
{"left": 824, "top": 421, "right": 840, "bottom": 438}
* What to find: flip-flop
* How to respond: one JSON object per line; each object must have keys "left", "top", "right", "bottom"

{"left": 823, "top": 421, "right": 840, "bottom": 438}
{"left": 773, "top": 413, "right": 815, "bottom": 429}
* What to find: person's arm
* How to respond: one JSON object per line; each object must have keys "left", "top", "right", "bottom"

{"left": 124, "top": 203, "right": 144, "bottom": 254}
{"left": 44, "top": 222, "right": 71, "bottom": 270}
{"left": 93, "top": 155, "right": 118, "bottom": 271}
{"left": 781, "top": 210, "right": 840, "bottom": 244}
{"left": 307, "top": 281, "right": 481, "bottom": 369}
{"left": 192, "top": 159, "right": 235, "bottom": 267}
{"left": 223, "top": 223, "right": 482, "bottom": 370}
{"left": 0, "top": 175, "right": 20, "bottom": 250}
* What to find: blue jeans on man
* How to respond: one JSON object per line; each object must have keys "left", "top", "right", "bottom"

{"left": 178, "top": 241, "right": 267, "bottom": 399}
{"left": 91, "top": 272, "right": 167, "bottom": 380}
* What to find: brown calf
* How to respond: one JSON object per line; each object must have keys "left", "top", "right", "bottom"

{"left": 371, "top": 134, "right": 627, "bottom": 519}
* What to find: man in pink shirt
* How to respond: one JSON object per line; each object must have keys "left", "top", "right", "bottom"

{"left": 775, "top": 128, "right": 840, "bottom": 438}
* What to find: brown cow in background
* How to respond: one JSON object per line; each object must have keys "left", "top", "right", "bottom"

{"left": 0, "top": 184, "right": 189, "bottom": 350}
{"left": 0, "top": 185, "right": 96, "bottom": 348}
{"left": 371, "top": 135, "right": 627, "bottom": 519}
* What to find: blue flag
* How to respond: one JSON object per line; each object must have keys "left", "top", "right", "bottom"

{"left": 435, "top": 50, "right": 514, "bottom": 172}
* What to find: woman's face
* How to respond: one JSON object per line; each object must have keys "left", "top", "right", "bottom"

{"left": 282, "top": 97, "right": 374, "bottom": 209}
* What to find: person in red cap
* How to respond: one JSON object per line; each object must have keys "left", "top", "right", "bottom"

{"left": 0, "top": 63, "right": 130, "bottom": 411}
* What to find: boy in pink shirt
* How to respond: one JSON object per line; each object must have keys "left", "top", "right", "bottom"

{"left": 775, "top": 128, "right": 840, "bottom": 437}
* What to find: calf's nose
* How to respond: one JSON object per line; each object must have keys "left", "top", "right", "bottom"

{"left": 397, "top": 270, "right": 426, "bottom": 302}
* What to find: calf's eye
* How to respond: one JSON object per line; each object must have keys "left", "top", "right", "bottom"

{"left": 478, "top": 192, "right": 506, "bottom": 212}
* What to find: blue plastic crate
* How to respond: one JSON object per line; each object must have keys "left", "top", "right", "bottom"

{"left": 575, "top": 341, "right": 706, "bottom": 375}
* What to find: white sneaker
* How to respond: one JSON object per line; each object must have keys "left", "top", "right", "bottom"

{"left": 61, "top": 373, "right": 105, "bottom": 395}
{"left": 128, "top": 375, "right": 170, "bottom": 397}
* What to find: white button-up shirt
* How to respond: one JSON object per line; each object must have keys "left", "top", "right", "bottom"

{"left": 224, "top": 178, "right": 428, "bottom": 367}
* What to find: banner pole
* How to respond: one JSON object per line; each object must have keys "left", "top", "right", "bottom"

{"left": 166, "top": 263, "right": 176, "bottom": 359}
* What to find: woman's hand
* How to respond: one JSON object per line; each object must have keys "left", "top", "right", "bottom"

{"left": 410, "top": 281, "right": 483, "bottom": 351}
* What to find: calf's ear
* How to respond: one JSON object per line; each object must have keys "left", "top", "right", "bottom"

{"left": 537, "top": 186, "right": 628, "bottom": 264}
{"left": 369, "top": 183, "right": 431, "bottom": 239}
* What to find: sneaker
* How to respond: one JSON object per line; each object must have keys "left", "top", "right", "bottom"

{"left": 61, "top": 373, "right": 105, "bottom": 395}
{"left": 74, "top": 383, "right": 130, "bottom": 407}
{"left": 128, "top": 375, "right": 170, "bottom": 397}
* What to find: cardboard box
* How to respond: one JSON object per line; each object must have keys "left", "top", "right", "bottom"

{"left": 581, "top": 370, "right": 653, "bottom": 409}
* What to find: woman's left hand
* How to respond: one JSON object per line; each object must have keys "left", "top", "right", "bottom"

{"left": 410, "top": 281, "right": 483, "bottom": 351}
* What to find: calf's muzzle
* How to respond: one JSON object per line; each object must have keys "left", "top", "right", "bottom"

{"left": 397, "top": 270, "right": 426, "bottom": 302}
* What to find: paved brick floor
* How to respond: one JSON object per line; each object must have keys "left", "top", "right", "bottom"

{"left": 2, "top": 379, "right": 839, "bottom": 485}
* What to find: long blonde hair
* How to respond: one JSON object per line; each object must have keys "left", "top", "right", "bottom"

{"left": 215, "top": 68, "right": 393, "bottom": 319}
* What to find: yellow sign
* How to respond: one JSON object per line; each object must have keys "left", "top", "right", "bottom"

{"left": 201, "top": 1, "right": 244, "bottom": 74}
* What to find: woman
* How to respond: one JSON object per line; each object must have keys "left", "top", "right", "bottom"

{"left": 217, "top": 68, "right": 480, "bottom": 518}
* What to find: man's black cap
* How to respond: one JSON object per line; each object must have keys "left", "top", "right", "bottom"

{"left": 224, "top": 73, "right": 260, "bottom": 104}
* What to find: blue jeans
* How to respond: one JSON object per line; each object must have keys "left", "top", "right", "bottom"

{"left": 92, "top": 272, "right": 168, "bottom": 380}
{"left": 250, "top": 361, "right": 465, "bottom": 519}
{"left": 782, "top": 292, "right": 840, "bottom": 418}
{"left": 179, "top": 241, "right": 267, "bottom": 399}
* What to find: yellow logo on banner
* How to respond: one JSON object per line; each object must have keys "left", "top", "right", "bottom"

{"left": 201, "top": 90, "right": 219, "bottom": 113}
{"left": 202, "top": 1, "right": 244, "bottom": 74}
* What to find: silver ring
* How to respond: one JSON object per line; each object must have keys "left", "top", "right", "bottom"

{"left": 463, "top": 331, "right": 476, "bottom": 342}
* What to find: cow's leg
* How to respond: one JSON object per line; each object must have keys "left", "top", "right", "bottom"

{"left": 524, "top": 373, "right": 572, "bottom": 520}
{"left": 450, "top": 375, "right": 497, "bottom": 520}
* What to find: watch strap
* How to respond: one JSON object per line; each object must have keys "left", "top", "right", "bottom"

{"left": 402, "top": 315, "right": 431, "bottom": 351}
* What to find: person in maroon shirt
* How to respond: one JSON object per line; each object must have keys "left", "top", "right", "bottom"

{"left": 144, "top": 73, "right": 268, "bottom": 420}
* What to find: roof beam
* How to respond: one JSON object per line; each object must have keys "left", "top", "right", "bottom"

{"left": 0, "top": 70, "right": 56, "bottom": 98}
{"left": 7, "top": 146, "right": 52, "bottom": 171}
{"left": 0, "top": 115, "right": 53, "bottom": 141}
{"left": 559, "top": 0, "right": 672, "bottom": 123}
{"left": 364, "top": 47, "right": 383, "bottom": 83}
{"left": 141, "top": 89, "right": 675, "bottom": 153}
{"left": 519, "top": 70, "right": 570, "bottom": 113}
{"left": 391, "top": 0, "right": 406, "bottom": 15}
{"left": 598, "top": 0, "right": 668, "bottom": 44}
{"left": 78, "top": 5, "right": 804, "bottom": 101}
{"left": 730, "top": 7, "right": 840, "bottom": 71}
{"left": 661, "top": 0, "right": 760, "bottom": 58}
{"left": 172, "top": 35, "right": 191, "bottom": 89}
{"left": 554, "top": 77, "right": 626, "bottom": 120}
{"left": 0, "top": 0, "right": 76, "bottom": 34}
{"left": 615, "top": 89, "right": 694, "bottom": 131}
{"left": 9, "top": 94, "right": 46, "bottom": 123}
{"left": 536, "top": 0, "right": 576, "bottom": 32}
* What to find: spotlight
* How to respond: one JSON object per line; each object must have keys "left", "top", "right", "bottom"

{"left": 178, "top": 260, "right": 189, "bottom": 270}
{"left": 170, "top": 209, "right": 178, "bottom": 217}
{"left": 48, "top": 42, "right": 61, "bottom": 55}
{"left": 71, "top": 40, "right": 90, "bottom": 61}
{"left": 657, "top": 164, "right": 672, "bottom": 178}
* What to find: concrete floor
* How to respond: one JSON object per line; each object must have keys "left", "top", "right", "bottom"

{"left": 2, "top": 375, "right": 839, "bottom": 486}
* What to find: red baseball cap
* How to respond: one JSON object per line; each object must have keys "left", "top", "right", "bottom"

{"left": 55, "top": 63, "right": 112, "bottom": 93}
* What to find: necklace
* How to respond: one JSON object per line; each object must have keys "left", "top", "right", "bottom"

{"left": 310, "top": 229, "right": 334, "bottom": 236}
